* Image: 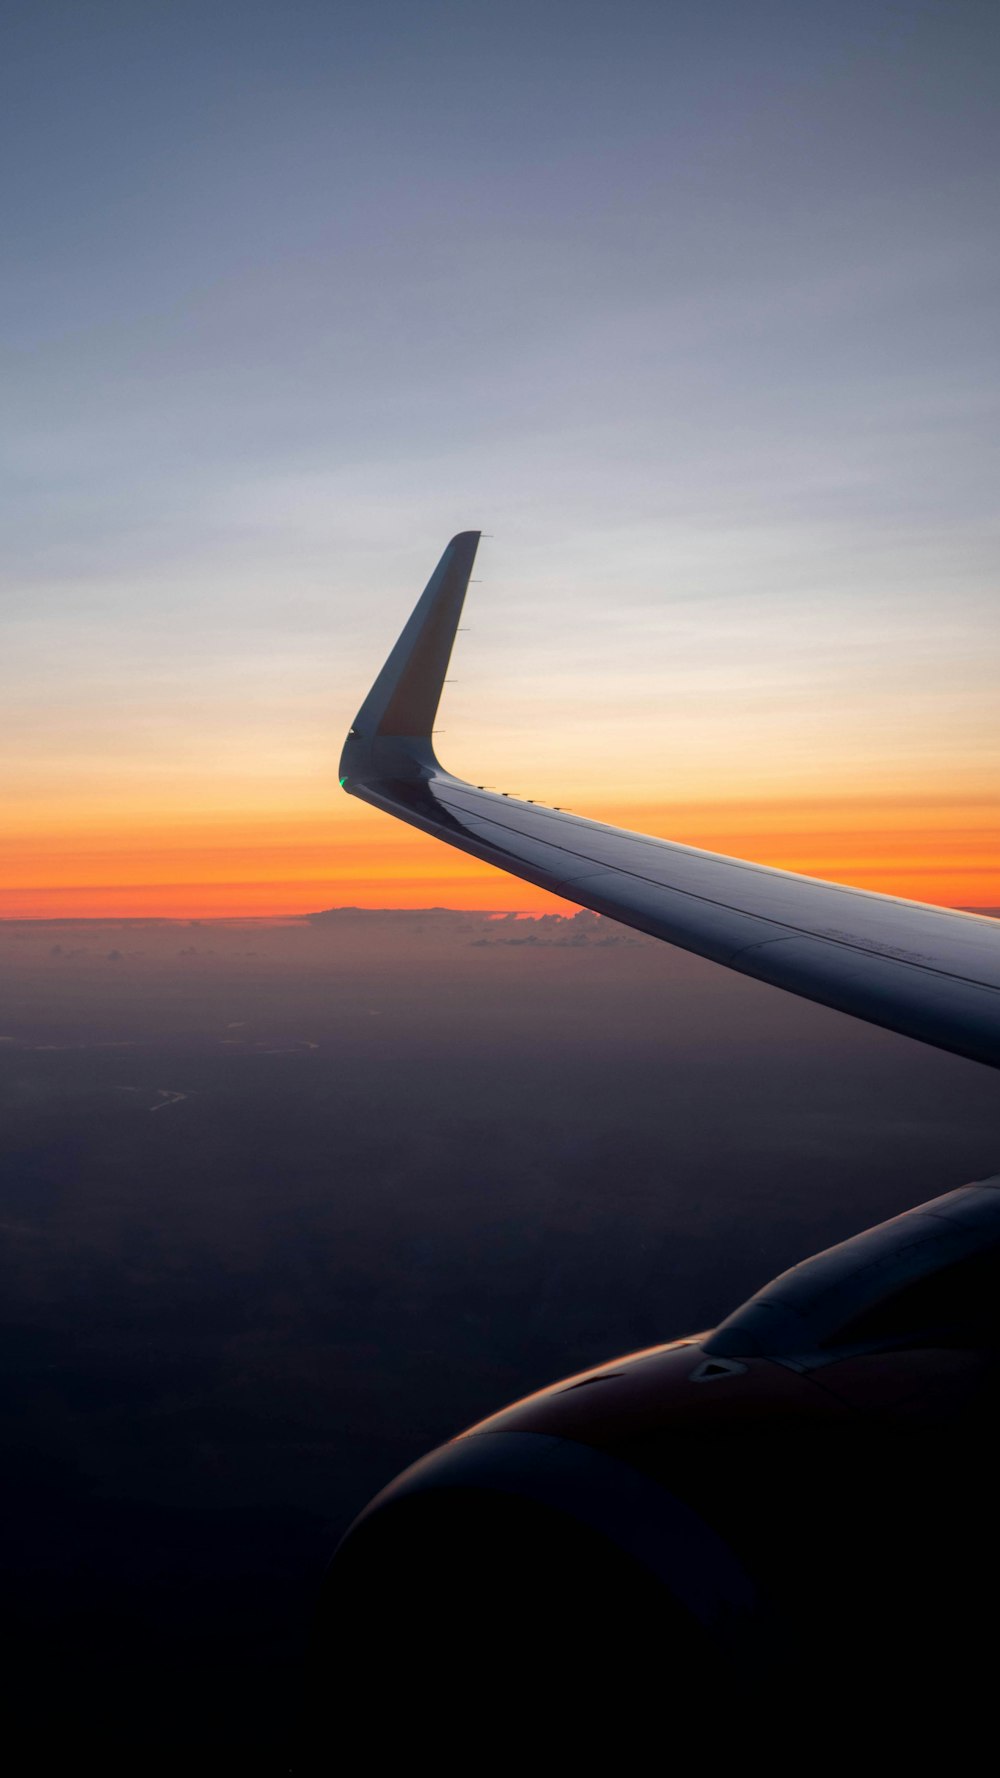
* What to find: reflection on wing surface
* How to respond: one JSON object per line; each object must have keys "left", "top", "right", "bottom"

{"left": 341, "top": 532, "right": 1000, "bottom": 1069}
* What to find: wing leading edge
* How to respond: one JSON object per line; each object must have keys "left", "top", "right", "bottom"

{"left": 340, "top": 533, "right": 1000, "bottom": 1071}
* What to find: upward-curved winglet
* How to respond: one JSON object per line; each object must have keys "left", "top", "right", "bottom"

{"left": 340, "top": 532, "right": 480, "bottom": 787}
{"left": 340, "top": 536, "right": 1000, "bottom": 1072}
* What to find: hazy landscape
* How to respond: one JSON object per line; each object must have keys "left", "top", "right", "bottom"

{"left": 1, "top": 906, "right": 999, "bottom": 1758}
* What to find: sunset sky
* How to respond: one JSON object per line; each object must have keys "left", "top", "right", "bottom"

{"left": 3, "top": 0, "right": 997, "bottom": 919}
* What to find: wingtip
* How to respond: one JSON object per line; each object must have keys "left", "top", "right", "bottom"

{"left": 340, "top": 531, "right": 482, "bottom": 790}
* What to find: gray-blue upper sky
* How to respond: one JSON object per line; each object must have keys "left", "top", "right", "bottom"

{"left": 2, "top": 1, "right": 998, "bottom": 907}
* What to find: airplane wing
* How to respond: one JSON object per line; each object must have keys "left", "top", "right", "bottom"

{"left": 340, "top": 532, "right": 1000, "bottom": 1071}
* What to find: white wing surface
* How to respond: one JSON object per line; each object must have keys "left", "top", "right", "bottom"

{"left": 340, "top": 533, "right": 1000, "bottom": 1071}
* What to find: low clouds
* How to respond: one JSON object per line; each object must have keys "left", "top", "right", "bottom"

{"left": 308, "top": 905, "right": 644, "bottom": 947}
{"left": 471, "top": 910, "right": 642, "bottom": 948}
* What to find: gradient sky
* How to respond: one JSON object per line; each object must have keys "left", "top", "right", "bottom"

{"left": 2, "top": 0, "right": 997, "bottom": 916}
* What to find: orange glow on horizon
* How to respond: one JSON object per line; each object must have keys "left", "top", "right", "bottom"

{"left": 1, "top": 792, "right": 996, "bottom": 919}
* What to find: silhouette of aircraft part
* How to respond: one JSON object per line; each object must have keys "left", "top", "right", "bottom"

{"left": 319, "top": 535, "right": 1000, "bottom": 1746}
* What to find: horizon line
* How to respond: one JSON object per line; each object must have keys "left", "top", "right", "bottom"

{"left": 3, "top": 904, "right": 998, "bottom": 927}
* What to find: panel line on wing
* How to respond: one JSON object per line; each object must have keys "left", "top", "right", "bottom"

{"left": 340, "top": 535, "right": 1000, "bottom": 1071}
{"left": 432, "top": 783, "right": 1000, "bottom": 996}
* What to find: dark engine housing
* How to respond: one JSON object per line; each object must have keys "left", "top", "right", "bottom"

{"left": 304, "top": 1179, "right": 1000, "bottom": 1757}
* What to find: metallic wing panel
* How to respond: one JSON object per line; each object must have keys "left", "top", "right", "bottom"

{"left": 340, "top": 533, "right": 1000, "bottom": 1070}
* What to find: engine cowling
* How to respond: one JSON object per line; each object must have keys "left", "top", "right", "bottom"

{"left": 303, "top": 1179, "right": 1000, "bottom": 1759}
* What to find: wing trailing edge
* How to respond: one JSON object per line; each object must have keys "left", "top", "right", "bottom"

{"left": 340, "top": 536, "right": 1000, "bottom": 1071}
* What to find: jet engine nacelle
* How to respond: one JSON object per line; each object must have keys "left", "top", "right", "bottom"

{"left": 305, "top": 1179, "right": 1000, "bottom": 1759}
